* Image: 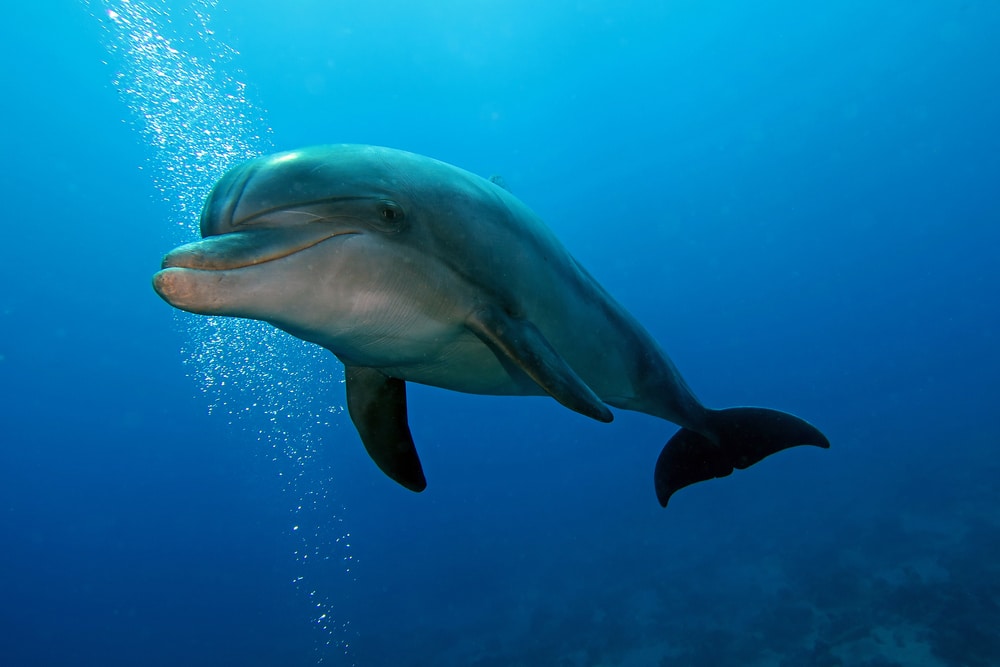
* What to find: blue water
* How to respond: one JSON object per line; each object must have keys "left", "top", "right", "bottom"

{"left": 2, "top": 1, "right": 998, "bottom": 666}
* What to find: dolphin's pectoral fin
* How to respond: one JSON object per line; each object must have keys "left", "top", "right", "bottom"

{"left": 467, "top": 305, "right": 613, "bottom": 423}
{"left": 344, "top": 366, "right": 427, "bottom": 492}
{"left": 654, "top": 407, "right": 829, "bottom": 507}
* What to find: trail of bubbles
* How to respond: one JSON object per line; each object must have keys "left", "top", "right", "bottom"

{"left": 85, "top": 1, "right": 355, "bottom": 662}
{"left": 89, "top": 0, "right": 263, "bottom": 227}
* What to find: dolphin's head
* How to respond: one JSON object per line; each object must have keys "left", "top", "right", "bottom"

{"left": 152, "top": 145, "right": 487, "bottom": 362}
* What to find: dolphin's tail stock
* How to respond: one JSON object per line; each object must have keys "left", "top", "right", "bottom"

{"left": 653, "top": 407, "right": 829, "bottom": 507}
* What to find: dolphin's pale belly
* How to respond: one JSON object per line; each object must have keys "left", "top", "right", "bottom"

{"left": 304, "top": 300, "right": 559, "bottom": 398}
{"left": 376, "top": 332, "right": 545, "bottom": 397}
{"left": 260, "top": 283, "right": 531, "bottom": 396}
{"left": 334, "top": 276, "right": 672, "bottom": 412}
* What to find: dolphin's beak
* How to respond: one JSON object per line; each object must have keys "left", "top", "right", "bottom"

{"left": 160, "top": 226, "right": 349, "bottom": 271}
{"left": 152, "top": 226, "right": 355, "bottom": 312}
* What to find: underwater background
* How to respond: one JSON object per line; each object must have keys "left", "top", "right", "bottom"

{"left": 1, "top": 1, "right": 998, "bottom": 665}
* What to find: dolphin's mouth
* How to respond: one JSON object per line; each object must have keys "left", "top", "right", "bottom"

{"left": 152, "top": 225, "right": 357, "bottom": 315}
{"left": 160, "top": 225, "right": 355, "bottom": 271}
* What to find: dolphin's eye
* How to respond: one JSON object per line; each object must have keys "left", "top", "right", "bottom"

{"left": 376, "top": 201, "right": 405, "bottom": 225}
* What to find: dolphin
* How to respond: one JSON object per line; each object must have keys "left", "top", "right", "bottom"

{"left": 153, "top": 144, "right": 828, "bottom": 507}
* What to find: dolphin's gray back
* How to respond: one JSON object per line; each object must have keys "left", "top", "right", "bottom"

{"left": 406, "top": 153, "right": 702, "bottom": 426}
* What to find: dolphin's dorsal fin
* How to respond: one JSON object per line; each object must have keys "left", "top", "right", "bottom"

{"left": 467, "top": 304, "right": 613, "bottom": 423}
{"left": 344, "top": 365, "right": 427, "bottom": 492}
{"left": 488, "top": 174, "right": 511, "bottom": 192}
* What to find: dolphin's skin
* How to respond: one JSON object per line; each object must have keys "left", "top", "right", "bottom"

{"left": 153, "top": 145, "right": 828, "bottom": 506}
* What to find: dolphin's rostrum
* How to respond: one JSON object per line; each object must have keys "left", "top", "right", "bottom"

{"left": 153, "top": 145, "right": 828, "bottom": 506}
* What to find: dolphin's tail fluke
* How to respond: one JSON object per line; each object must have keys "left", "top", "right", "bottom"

{"left": 654, "top": 407, "right": 829, "bottom": 507}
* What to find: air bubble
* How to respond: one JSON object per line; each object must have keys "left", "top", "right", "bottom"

{"left": 86, "top": 0, "right": 355, "bottom": 662}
